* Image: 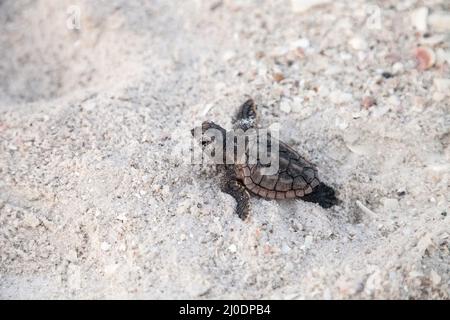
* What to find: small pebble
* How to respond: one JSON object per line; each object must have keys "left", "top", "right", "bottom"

{"left": 222, "top": 50, "right": 235, "bottom": 61}
{"left": 381, "top": 71, "right": 394, "bottom": 79}
{"left": 304, "top": 235, "right": 313, "bottom": 249}
{"left": 228, "top": 244, "right": 237, "bottom": 253}
{"left": 335, "top": 118, "right": 348, "bottom": 130}
{"left": 428, "top": 12, "right": 450, "bottom": 32}
{"left": 291, "top": 0, "right": 331, "bottom": 13}
{"left": 273, "top": 73, "right": 285, "bottom": 83}
{"left": 281, "top": 243, "right": 291, "bottom": 254}
{"left": 104, "top": 264, "right": 119, "bottom": 276}
{"left": 432, "top": 92, "right": 445, "bottom": 102}
{"left": 116, "top": 213, "right": 127, "bottom": 222}
{"left": 410, "top": 7, "right": 428, "bottom": 32}
{"left": 361, "top": 96, "right": 376, "bottom": 109}
{"left": 291, "top": 38, "right": 310, "bottom": 49}
{"left": 365, "top": 271, "right": 382, "bottom": 293}
{"left": 433, "top": 78, "right": 450, "bottom": 96}
{"left": 329, "top": 90, "right": 353, "bottom": 104}
{"left": 100, "top": 242, "right": 111, "bottom": 251}
{"left": 387, "top": 95, "right": 400, "bottom": 107}
{"left": 430, "top": 270, "right": 441, "bottom": 285}
{"left": 392, "top": 62, "right": 404, "bottom": 74}
{"left": 23, "top": 212, "right": 40, "bottom": 228}
{"left": 436, "top": 48, "right": 450, "bottom": 66}
{"left": 349, "top": 36, "right": 367, "bottom": 51}
{"left": 409, "top": 271, "right": 424, "bottom": 278}
{"left": 414, "top": 46, "right": 436, "bottom": 70}
{"left": 66, "top": 250, "right": 78, "bottom": 262}
{"left": 280, "top": 100, "right": 292, "bottom": 113}
{"left": 339, "top": 52, "right": 352, "bottom": 60}
{"left": 420, "top": 34, "right": 446, "bottom": 46}
{"left": 416, "top": 234, "right": 434, "bottom": 255}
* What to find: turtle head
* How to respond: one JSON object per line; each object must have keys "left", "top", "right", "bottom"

{"left": 191, "top": 121, "right": 221, "bottom": 136}
{"left": 191, "top": 121, "right": 228, "bottom": 162}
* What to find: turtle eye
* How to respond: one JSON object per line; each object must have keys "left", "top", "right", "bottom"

{"left": 201, "top": 136, "right": 213, "bottom": 149}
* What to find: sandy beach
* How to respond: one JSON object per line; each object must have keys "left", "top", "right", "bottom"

{"left": 0, "top": 0, "right": 449, "bottom": 299}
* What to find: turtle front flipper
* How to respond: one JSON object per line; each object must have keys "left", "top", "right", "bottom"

{"left": 221, "top": 176, "right": 250, "bottom": 220}
{"left": 233, "top": 99, "right": 258, "bottom": 131}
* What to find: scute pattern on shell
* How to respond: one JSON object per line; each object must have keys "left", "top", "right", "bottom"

{"left": 236, "top": 139, "right": 321, "bottom": 200}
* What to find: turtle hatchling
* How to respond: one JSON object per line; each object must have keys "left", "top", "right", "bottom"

{"left": 191, "top": 99, "right": 338, "bottom": 220}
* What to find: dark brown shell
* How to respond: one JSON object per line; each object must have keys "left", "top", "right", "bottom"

{"left": 236, "top": 140, "right": 320, "bottom": 199}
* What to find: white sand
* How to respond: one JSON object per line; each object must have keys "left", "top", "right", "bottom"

{"left": 0, "top": 0, "right": 449, "bottom": 299}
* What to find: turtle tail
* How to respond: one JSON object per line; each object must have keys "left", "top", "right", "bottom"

{"left": 301, "top": 182, "right": 339, "bottom": 208}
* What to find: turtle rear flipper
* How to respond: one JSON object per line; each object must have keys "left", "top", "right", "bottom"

{"left": 300, "top": 183, "right": 339, "bottom": 208}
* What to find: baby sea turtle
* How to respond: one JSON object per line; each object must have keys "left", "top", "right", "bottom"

{"left": 191, "top": 99, "right": 338, "bottom": 220}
